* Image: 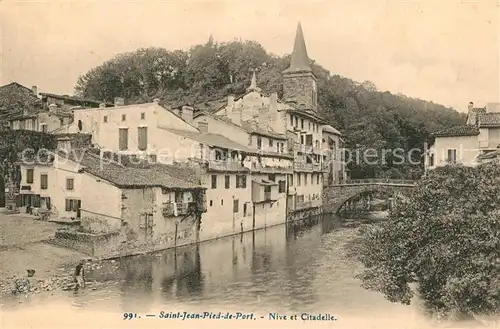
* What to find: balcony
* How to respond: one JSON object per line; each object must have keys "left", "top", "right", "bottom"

{"left": 208, "top": 160, "right": 245, "bottom": 171}
{"left": 162, "top": 202, "right": 195, "bottom": 217}
{"left": 294, "top": 162, "right": 313, "bottom": 171}
{"left": 264, "top": 191, "right": 277, "bottom": 201}
{"left": 251, "top": 162, "right": 293, "bottom": 173}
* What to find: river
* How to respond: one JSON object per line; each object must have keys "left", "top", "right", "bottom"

{"left": 1, "top": 215, "right": 482, "bottom": 328}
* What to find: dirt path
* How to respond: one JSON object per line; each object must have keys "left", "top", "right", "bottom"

{"left": 0, "top": 213, "right": 87, "bottom": 297}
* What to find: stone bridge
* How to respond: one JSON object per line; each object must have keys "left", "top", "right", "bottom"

{"left": 322, "top": 179, "right": 417, "bottom": 214}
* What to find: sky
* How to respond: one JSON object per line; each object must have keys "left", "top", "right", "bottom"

{"left": 1, "top": 0, "right": 499, "bottom": 112}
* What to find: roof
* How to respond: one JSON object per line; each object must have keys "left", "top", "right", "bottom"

{"left": 478, "top": 113, "right": 500, "bottom": 127}
{"left": 159, "top": 126, "right": 255, "bottom": 152}
{"left": 58, "top": 150, "right": 203, "bottom": 190}
{"left": 282, "top": 23, "right": 312, "bottom": 74}
{"left": 431, "top": 125, "right": 480, "bottom": 137}
{"left": 160, "top": 126, "right": 293, "bottom": 159}
{"left": 322, "top": 125, "right": 342, "bottom": 136}
{"left": 252, "top": 179, "right": 278, "bottom": 186}
{"left": 194, "top": 111, "right": 287, "bottom": 140}
{"left": 39, "top": 92, "right": 111, "bottom": 106}
{"left": 286, "top": 107, "right": 328, "bottom": 124}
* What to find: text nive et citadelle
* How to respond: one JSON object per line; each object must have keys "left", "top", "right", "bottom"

{"left": 123, "top": 311, "right": 337, "bottom": 321}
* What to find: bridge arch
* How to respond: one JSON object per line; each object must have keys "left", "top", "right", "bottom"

{"left": 322, "top": 180, "right": 416, "bottom": 214}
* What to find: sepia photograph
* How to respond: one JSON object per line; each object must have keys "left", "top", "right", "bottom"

{"left": 1, "top": 0, "right": 499, "bottom": 328}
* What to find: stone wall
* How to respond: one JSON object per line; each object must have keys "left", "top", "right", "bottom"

{"left": 282, "top": 72, "right": 317, "bottom": 111}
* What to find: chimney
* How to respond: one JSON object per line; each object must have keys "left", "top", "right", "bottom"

{"left": 181, "top": 106, "right": 194, "bottom": 123}
{"left": 99, "top": 103, "right": 106, "bottom": 109}
{"left": 153, "top": 98, "right": 160, "bottom": 104}
{"left": 31, "top": 85, "right": 38, "bottom": 95}
{"left": 466, "top": 101, "right": 477, "bottom": 125}
{"left": 468, "top": 102, "right": 474, "bottom": 111}
{"left": 48, "top": 103, "right": 57, "bottom": 114}
{"left": 258, "top": 107, "right": 269, "bottom": 131}
{"left": 228, "top": 95, "right": 235, "bottom": 110}
{"left": 114, "top": 97, "right": 125, "bottom": 107}
{"left": 198, "top": 120, "right": 209, "bottom": 133}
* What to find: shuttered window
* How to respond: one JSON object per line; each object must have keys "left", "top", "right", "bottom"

{"left": 138, "top": 127, "right": 147, "bottom": 151}
{"left": 119, "top": 128, "right": 128, "bottom": 150}
{"left": 40, "top": 174, "right": 48, "bottom": 190}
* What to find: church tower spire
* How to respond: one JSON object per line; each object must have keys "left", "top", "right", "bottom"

{"left": 283, "top": 22, "right": 312, "bottom": 74}
{"left": 246, "top": 69, "right": 261, "bottom": 93}
{"left": 282, "top": 23, "right": 318, "bottom": 112}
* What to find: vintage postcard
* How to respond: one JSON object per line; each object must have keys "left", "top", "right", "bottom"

{"left": 1, "top": 0, "right": 499, "bottom": 328}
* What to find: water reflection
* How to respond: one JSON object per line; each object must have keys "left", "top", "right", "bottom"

{"left": 6, "top": 215, "right": 417, "bottom": 322}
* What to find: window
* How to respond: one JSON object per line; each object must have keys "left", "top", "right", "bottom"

{"left": 233, "top": 199, "right": 239, "bottom": 213}
{"left": 304, "top": 174, "right": 308, "bottom": 185}
{"left": 429, "top": 153, "right": 435, "bottom": 167}
{"left": 103, "top": 116, "right": 108, "bottom": 123}
{"left": 257, "top": 136, "right": 262, "bottom": 149}
{"left": 221, "top": 199, "right": 224, "bottom": 205}
{"left": 26, "top": 169, "right": 34, "bottom": 184}
{"left": 66, "top": 178, "right": 74, "bottom": 190}
{"left": 236, "top": 175, "right": 247, "bottom": 188}
{"left": 268, "top": 174, "right": 276, "bottom": 182}
{"left": 295, "top": 117, "right": 298, "bottom": 127}
{"left": 211, "top": 175, "right": 217, "bottom": 189}
{"left": 279, "top": 180, "right": 286, "bottom": 193}
{"left": 316, "top": 174, "right": 320, "bottom": 185}
{"left": 225, "top": 175, "right": 230, "bottom": 189}
{"left": 301, "top": 135, "right": 304, "bottom": 144}
{"left": 447, "top": 149, "right": 457, "bottom": 164}
{"left": 40, "top": 124, "right": 48, "bottom": 133}
{"left": 40, "top": 174, "right": 48, "bottom": 190}
{"left": 119, "top": 128, "right": 128, "bottom": 150}
{"left": 65, "top": 199, "right": 80, "bottom": 212}
{"left": 138, "top": 127, "right": 148, "bottom": 151}
{"left": 140, "top": 112, "right": 145, "bottom": 120}
{"left": 121, "top": 114, "right": 126, "bottom": 121}
{"left": 149, "top": 154, "right": 157, "bottom": 163}
{"left": 301, "top": 119, "right": 304, "bottom": 129}
{"left": 289, "top": 116, "right": 293, "bottom": 126}
{"left": 289, "top": 174, "right": 294, "bottom": 186}
{"left": 298, "top": 173, "right": 301, "bottom": 186}
{"left": 269, "top": 139, "right": 273, "bottom": 147}
{"left": 209, "top": 200, "right": 213, "bottom": 207}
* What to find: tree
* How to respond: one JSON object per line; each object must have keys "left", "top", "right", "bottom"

{"left": 354, "top": 163, "right": 500, "bottom": 319}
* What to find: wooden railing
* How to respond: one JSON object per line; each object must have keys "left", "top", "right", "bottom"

{"left": 208, "top": 160, "right": 244, "bottom": 171}
{"left": 162, "top": 202, "right": 195, "bottom": 217}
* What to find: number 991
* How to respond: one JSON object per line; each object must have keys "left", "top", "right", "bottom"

{"left": 123, "top": 313, "right": 137, "bottom": 320}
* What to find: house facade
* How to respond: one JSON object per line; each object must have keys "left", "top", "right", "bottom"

{"left": 425, "top": 101, "right": 500, "bottom": 170}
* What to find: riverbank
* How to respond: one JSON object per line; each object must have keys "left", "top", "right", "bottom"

{"left": 0, "top": 213, "right": 89, "bottom": 298}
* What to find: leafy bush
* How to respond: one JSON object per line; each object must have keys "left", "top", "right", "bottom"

{"left": 355, "top": 163, "right": 500, "bottom": 318}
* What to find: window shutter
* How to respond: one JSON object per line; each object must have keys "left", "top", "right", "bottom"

{"left": 138, "top": 127, "right": 147, "bottom": 151}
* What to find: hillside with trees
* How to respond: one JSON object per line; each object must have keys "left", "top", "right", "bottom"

{"left": 74, "top": 39, "right": 466, "bottom": 179}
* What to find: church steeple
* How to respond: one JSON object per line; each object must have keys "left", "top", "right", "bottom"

{"left": 246, "top": 69, "right": 261, "bottom": 93}
{"left": 283, "top": 22, "right": 312, "bottom": 74}
{"left": 282, "top": 23, "right": 318, "bottom": 112}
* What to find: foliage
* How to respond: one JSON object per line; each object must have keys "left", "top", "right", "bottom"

{"left": 0, "top": 129, "right": 57, "bottom": 177}
{"left": 74, "top": 40, "right": 466, "bottom": 179}
{"left": 355, "top": 163, "right": 500, "bottom": 318}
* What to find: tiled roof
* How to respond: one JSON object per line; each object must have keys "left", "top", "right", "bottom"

{"left": 431, "top": 125, "right": 480, "bottom": 137}
{"left": 195, "top": 110, "right": 288, "bottom": 140}
{"left": 478, "top": 113, "right": 500, "bottom": 127}
{"left": 58, "top": 150, "right": 203, "bottom": 190}
{"left": 286, "top": 107, "right": 328, "bottom": 124}
{"left": 159, "top": 127, "right": 255, "bottom": 153}
{"left": 39, "top": 93, "right": 110, "bottom": 105}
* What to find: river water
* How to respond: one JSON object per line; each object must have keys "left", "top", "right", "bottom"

{"left": 2, "top": 215, "right": 484, "bottom": 328}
